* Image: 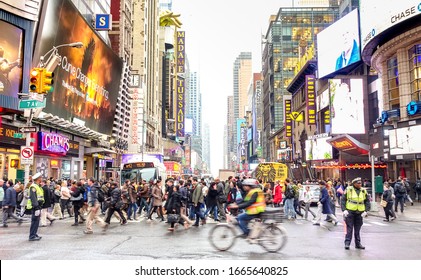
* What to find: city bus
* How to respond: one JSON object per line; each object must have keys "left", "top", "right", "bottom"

{"left": 120, "top": 161, "right": 167, "bottom": 185}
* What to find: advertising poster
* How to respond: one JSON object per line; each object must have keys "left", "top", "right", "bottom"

{"left": 389, "top": 125, "right": 421, "bottom": 155}
{"left": 317, "top": 9, "right": 360, "bottom": 78}
{"left": 330, "top": 78, "right": 365, "bottom": 134}
{"left": 33, "top": 0, "right": 123, "bottom": 135}
{"left": 0, "top": 20, "right": 23, "bottom": 98}
{"left": 305, "top": 136, "right": 333, "bottom": 161}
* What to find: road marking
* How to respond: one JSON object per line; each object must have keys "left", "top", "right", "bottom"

{"left": 369, "top": 221, "right": 389, "bottom": 226}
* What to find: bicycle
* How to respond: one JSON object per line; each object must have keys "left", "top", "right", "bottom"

{"left": 208, "top": 207, "right": 288, "bottom": 253}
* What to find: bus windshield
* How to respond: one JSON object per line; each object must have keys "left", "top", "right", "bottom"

{"left": 121, "top": 167, "right": 157, "bottom": 184}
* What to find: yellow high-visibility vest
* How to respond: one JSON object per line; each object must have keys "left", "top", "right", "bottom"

{"left": 345, "top": 186, "right": 366, "bottom": 212}
{"left": 244, "top": 188, "right": 266, "bottom": 215}
{"left": 26, "top": 183, "right": 44, "bottom": 210}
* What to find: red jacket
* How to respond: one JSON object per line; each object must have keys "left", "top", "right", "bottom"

{"left": 272, "top": 184, "right": 283, "bottom": 204}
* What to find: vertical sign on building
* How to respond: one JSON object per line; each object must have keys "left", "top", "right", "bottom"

{"left": 285, "top": 99, "right": 292, "bottom": 138}
{"left": 306, "top": 75, "right": 316, "bottom": 125}
{"left": 176, "top": 31, "right": 185, "bottom": 137}
{"left": 131, "top": 89, "right": 138, "bottom": 144}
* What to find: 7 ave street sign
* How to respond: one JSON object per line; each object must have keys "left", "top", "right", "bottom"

{"left": 18, "top": 99, "right": 46, "bottom": 109}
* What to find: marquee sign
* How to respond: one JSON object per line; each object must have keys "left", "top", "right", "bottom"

{"left": 37, "top": 132, "right": 70, "bottom": 155}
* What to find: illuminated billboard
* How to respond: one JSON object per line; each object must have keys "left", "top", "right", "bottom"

{"left": 389, "top": 125, "right": 421, "bottom": 155}
{"left": 317, "top": 9, "right": 361, "bottom": 78}
{"left": 305, "top": 136, "right": 333, "bottom": 161}
{"left": 33, "top": 0, "right": 123, "bottom": 135}
{"left": 330, "top": 78, "right": 365, "bottom": 134}
{"left": 0, "top": 20, "right": 23, "bottom": 98}
{"left": 360, "top": 0, "right": 421, "bottom": 52}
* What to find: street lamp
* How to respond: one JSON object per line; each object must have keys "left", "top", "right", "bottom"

{"left": 23, "top": 42, "right": 84, "bottom": 186}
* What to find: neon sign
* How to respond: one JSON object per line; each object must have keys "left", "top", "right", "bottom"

{"left": 37, "top": 132, "right": 69, "bottom": 154}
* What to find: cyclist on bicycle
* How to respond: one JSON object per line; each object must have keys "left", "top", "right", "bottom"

{"left": 229, "top": 179, "right": 266, "bottom": 238}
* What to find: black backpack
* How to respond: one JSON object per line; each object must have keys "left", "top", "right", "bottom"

{"left": 97, "top": 188, "right": 105, "bottom": 202}
{"left": 396, "top": 182, "right": 406, "bottom": 194}
{"left": 415, "top": 181, "right": 421, "bottom": 192}
{"left": 285, "top": 185, "right": 295, "bottom": 199}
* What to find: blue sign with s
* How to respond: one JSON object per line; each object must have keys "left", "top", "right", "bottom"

{"left": 95, "top": 14, "right": 111, "bottom": 30}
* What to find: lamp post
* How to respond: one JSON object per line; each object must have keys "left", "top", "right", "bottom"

{"left": 24, "top": 42, "right": 84, "bottom": 186}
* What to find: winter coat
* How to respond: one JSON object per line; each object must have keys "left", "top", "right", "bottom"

{"left": 192, "top": 184, "right": 204, "bottom": 205}
{"left": 319, "top": 187, "right": 333, "bottom": 214}
{"left": 70, "top": 186, "right": 85, "bottom": 207}
{"left": 3, "top": 186, "right": 17, "bottom": 207}
{"left": 42, "top": 184, "right": 53, "bottom": 209}
{"left": 206, "top": 187, "right": 218, "bottom": 208}
{"left": 151, "top": 185, "right": 163, "bottom": 206}
{"left": 167, "top": 190, "right": 182, "bottom": 212}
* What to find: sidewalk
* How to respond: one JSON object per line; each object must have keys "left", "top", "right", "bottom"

{"left": 370, "top": 200, "right": 421, "bottom": 223}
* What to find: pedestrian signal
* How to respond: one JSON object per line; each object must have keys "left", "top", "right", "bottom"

{"left": 42, "top": 69, "right": 54, "bottom": 94}
{"left": 29, "top": 68, "right": 42, "bottom": 93}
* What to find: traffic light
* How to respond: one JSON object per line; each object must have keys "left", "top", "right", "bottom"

{"left": 41, "top": 69, "right": 54, "bottom": 94}
{"left": 29, "top": 68, "right": 42, "bottom": 93}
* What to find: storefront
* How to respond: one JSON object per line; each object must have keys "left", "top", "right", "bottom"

{"left": 0, "top": 124, "right": 25, "bottom": 181}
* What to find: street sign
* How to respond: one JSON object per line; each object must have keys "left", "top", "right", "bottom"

{"left": 19, "top": 99, "right": 46, "bottom": 109}
{"left": 20, "top": 146, "right": 34, "bottom": 165}
{"left": 13, "top": 133, "right": 24, "bottom": 138}
{"left": 19, "top": 126, "right": 38, "bottom": 133}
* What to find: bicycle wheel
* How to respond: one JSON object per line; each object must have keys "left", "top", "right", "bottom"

{"left": 208, "top": 224, "right": 237, "bottom": 251}
{"left": 258, "top": 224, "right": 288, "bottom": 253}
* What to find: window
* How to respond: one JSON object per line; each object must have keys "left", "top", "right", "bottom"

{"left": 409, "top": 44, "right": 421, "bottom": 101}
{"left": 387, "top": 56, "right": 400, "bottom": 109}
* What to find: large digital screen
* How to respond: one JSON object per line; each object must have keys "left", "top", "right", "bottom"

{"left": 389, "top": 125, "right": 421, "bottom": 155}
{"left": 317, "top": 9, "right": 360, "bottom": 78}
{"left": 330, "top": 78, "right": 365, "bottom": 134}
{"left": 33, "top": 0, "right": 123, "bottom": 135}
{"left": 360, "top": 0, "right": 421, "bottom": 52}
{"left": 0, "top": 20, "right": 23, "bottom": 98}
{"left": 305, "top": 136, "right": 333, "bottom": 161}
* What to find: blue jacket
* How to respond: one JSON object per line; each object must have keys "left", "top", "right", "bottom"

{"left": 319, "top": 187, "right": 333, "bottom": 215}
{"left": 3, "top": 187, "right": 17, "bottom": 207}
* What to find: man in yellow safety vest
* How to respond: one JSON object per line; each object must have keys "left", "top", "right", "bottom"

{"left": 341, "top": 177, "right": 371, "bottom": 250}
{"left": 230, "top": 179, "right": 266, "bottom": 238}
{"left": 27, "top": 172, "right": 45, "bottom": 241}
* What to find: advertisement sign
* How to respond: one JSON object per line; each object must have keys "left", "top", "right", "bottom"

{"left": 317, "top": 9, "right": 361, "bottom": 78}
{"left": 33, "top": 0, "right": 123, "bottom": 135}
{"left": 327, "top": 134, "right": 369, "bottom": 156}
{"left": 36, "top": 132, "right": 70, "bottom": 155}
{"left": 176, "top": 31, "right": 185, "bottom": 137}
{"left": 305, "top": 136, "right": 333, "bottom": 161}
{"left": 389, "top": 125, "right": 421, "bottom": 155}
{"left": 284, "top": 99, "right": 292, "bottom": 138}
{"left": 306, "top": 75, "right": 316, "bottom": 125}
{"left": 0, "top": 124, "right": 25, "bottom": 145}
{"left": 360, "top": 0, "right": 421, "bottom": 51}
{"left": 330, "top": 78, "right": 365, "bottom": 134}
{"left": 0, "top": 20, "right": 23, "bottom": 98}
{"left": 317, "top": 88, "right": 330, "bottom": 112}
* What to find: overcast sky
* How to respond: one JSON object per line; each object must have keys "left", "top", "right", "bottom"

{"left": 171, "top": 0, "right": 294, "bottom": 176}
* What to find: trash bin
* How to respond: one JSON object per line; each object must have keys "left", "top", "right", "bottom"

{"left": 375, "top": 175, "right": 383, "bottom": 194}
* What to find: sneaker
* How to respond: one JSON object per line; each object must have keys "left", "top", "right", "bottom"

{"left": 83, "top": 230, "right": 93, "bottom": 234}
{"left": 167, "top": 227, "right": 175, "bottom": 231}
{"left": 71, "top": 223, "right": 79, "bottom": 226}
{"left": 28, "top": 236, "right": 41, "bottom": 241}
{"left": 313, "top": 223, "right": 320, "bottom": 226}
{"left": 49, "top": 219, "right": 55, "bottom": 225}
{"left": 2, "top": 224, "right": 8, "bottom": 228}
{"left": 383, "top": 219, "right": 389, "bottom": 222}
{"left": 391, "top": 217, "right": 396, "bottom": 221}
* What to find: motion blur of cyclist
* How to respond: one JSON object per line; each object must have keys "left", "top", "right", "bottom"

{"left": 229, "top": 179, "right": 266, "bottom": 238}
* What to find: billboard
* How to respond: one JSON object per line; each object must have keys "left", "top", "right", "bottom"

{"left": 389, "top": 125, "right": 421, "bottom": 155}
{"left": 360, "top": 0, "right": 421, "bottom": 51}
{"left": 330, "top": 78, "right": 365, "bottom": 134}
{"left": 305, "top": 136, "right": 333, "bottom": 161}
{"left": 306, "top": 75, "right": 316, "bottom": 125}
{"left": 317, "top": 9, "right": 360, "bottom": 78}
{"left": 33, "top": 0, "right": 123, "bottom": 135}
{"left": 0, "top": 20, "right": 23, "bottom": 98}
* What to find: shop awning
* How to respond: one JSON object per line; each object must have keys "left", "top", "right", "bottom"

{"left": 327, "top": 134, "right": 369, "bottom": 156}
{"left": 84, "top": 147, "right": 116, "bottom": 155}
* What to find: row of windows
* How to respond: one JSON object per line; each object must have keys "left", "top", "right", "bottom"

{"left": 387, "top": 43, "right": 421, "bottom": 110}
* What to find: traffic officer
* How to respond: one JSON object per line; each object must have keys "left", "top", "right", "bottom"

{"left": 230, "top": 179, "right": 266, "bottom": 239}
{"left": 27, "top": 172, "right": 45, "bottom": 241}
{"left": 341, "top": 177, "right": 370, "bottom": 250}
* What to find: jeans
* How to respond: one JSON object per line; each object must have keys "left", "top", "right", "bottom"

{"left": 137, "top": 198, "right": 149, "bottom": 216}
{"left": 236, "top": 212, "right": 258, "bottom": 235}
{"left": 394, "top": 196, "right": 405, "bottom": 213}
{"left": 205, "top": 205, "right": 218, "bottom": 220}
{"left": 284, "top": 198, "right": 296, "bottom": 218}
{"left": 127, "top": 202, "right": 138, "bottom": 219}
{"left": 194, "top": 204, "right": 205, "bottom": 225}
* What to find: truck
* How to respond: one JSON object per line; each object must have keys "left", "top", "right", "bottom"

{"left": 252, "top": 162, "right": 288, "bottom": 184}
{"left": 218, "top": 169, "right": 236, "bottom": 181}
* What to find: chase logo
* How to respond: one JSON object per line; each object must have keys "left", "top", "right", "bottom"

{"left": 418, "top": 2, "right": 421, "bottom": 12}
{"left": 371, "top": 29, "right": 376, "bottom": 36}
{"left": 94, "top": 14, "right": 112, "bottom": 31}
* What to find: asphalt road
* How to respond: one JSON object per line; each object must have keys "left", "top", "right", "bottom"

{"left": 1, "top": 207, "right": 421, "bottom": 260}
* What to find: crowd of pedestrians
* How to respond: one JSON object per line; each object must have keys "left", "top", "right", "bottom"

{"left": 1, "top": 173, "right": 420, "bottom": 248}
